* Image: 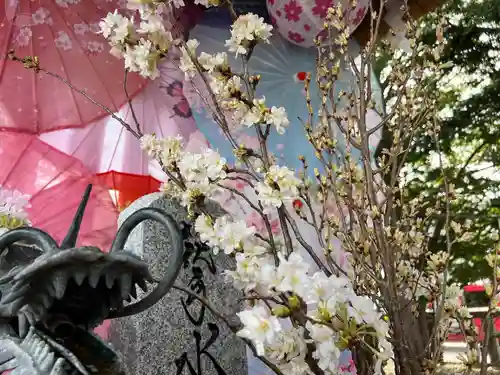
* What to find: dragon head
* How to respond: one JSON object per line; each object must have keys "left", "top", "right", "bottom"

{"left": 0, "top": 185, "right": 184, "bottom": 374}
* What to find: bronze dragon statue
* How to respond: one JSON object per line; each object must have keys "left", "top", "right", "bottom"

{"left": 0, "top": 185, "right": 184, "bottom": 375}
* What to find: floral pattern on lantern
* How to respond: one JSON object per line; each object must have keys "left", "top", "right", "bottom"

{"left": 267, "top": 0, "right": 370, "bottom": 47}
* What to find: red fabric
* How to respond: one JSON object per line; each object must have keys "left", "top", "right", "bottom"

{"left": 95, "top": 171, "right": 161, "bottom": 208}
{"left": 0, "top": 131, "right": 118, "bottom": 250}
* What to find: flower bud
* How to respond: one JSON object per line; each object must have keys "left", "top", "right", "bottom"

{"left": 288, "top": 295, "right": 301, "bottom": 310}
{"left": 272, "top": 306, "right": 291, "bottom": 318}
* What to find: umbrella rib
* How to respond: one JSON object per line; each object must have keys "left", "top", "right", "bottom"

{"left": 70, "top": 3, "right": 120, "bottom": 108}
{"left": 0, "top": 139, "right": 29, "bottom": 184}
{"left": 29, "top": 156, "right": 81, "bottom": 202}
{"left": 106, "top": 121, "right": 125, "bottom": 172}
{"left": 66, "top": 121, "right": 100, "bottom": 164}
{"left": 255, "top": 42, "right": 286, "bottom": 67}
{"left": 43, "top": 16, "right": 85, "bottom": 128}
{"left": 51, "top": 3, "right": 116, "bottom": 116}
{"left": 27, "top": 0, "right": 41, "bottom": 133}
{"left": 29, "top": 177, "right": 86, "bottom": 227}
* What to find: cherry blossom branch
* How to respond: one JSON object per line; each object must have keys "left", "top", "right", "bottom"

{"left": 42, "top": 70, "right": 142, "bottom": 139}
{"left": 124, "top": 70, "right": 143, "bottom": 137}
{"left": 216, "top": 182, "right": 279, "bottom": 263}
{"left": 281, "top": 208, "right": 334, "bottom": 277}
{"left": 7, "top": 52, "right": 143, "bottom": 140}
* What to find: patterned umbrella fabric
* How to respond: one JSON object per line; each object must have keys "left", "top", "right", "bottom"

{"left": 0, "top": 0, "right": 148, "bottom": 134}
{"left": 0, "top": 0, "right": 203, "bottom": 134}
{"left": 0, "top": 131, "right": 119, "bottom": 250}
{"left": 267, "top": 0, "right": 369, "bottom": 47}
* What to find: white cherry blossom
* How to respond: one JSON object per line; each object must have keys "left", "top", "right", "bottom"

{"left": 273, "top": 252, "right": 311, "bottom": 297}
{"left": 225, "top": 14, "right": 273, "bottom": 56}
{"left": 237, "top": 305, "right": 282, "bottom": 356}
{"left": 266, "top": 106, "right": 290, "bottom": 134}
{"left": 256, "top": 165, "right": 301, "bottom": 210}
{"left": 0, "top": 188, "right": 31, "bottom": 219}
{"left": 99, "top": 10, "right": 133, "bottom": 45}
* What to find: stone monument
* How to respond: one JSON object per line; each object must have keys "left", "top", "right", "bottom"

{"left": 108, "top": 193, "right": 248, "bottom": 375}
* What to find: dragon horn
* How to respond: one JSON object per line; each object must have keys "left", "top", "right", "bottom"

{"left": 60, "top": 184, "right": 92, "bottom": 250}
{"left": 107, "top": 207, "right": 184, "bottom": 318}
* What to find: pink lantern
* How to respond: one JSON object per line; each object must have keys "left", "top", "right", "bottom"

{"left": 267, "top": 0, "right": 370, "bottom": 47}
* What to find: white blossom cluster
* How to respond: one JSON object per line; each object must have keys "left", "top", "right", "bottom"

{"left": 195, "top": 212, "right": 393, "bottom": 373}
{"left": 140, "top": 134, "right": 303, "bottom": 212}
{"left": 100, "top": 1, "right": 454, "bottom": 373}
{"left": 100, "top": 2, "right": 289, "bottom": 137}
{"left": 0, "top": 186, "right": 31, "bottom": 234}
{"left": 224, "top": 13, "right": 273, "bottom": 56}
{"left": 99, "top": 3, "right": 175, "bottom": 78}
{"left": 179, "top": 31, "right": 289, "bottom": 136}
{"left": 139, "top": 134, "right": 393, "bottom": 374}
{"left": 140, "top": 134, "right": 228, "bottom": 206}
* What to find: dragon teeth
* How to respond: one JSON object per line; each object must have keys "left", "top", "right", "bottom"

{"left": 136, "top": 278, "right": 148, "bottom": 293}
{"left": 40, "top": 352, "right": 56, "bottom": 372}
{"left": 88, "top": 269, "right": 101, "bottom": 288}
{"left": 52, "top": 358, "right": 68, "bottom": 375}
{"left": 23, "top": 309, "right": 36, "bottom": 326}
{"left": 129, "top": 284, "right": 137, "bottom": 299}
{"left": 37, "top": 338, "right": 50, "bottom": 360}
{"left": 18, "top": 312, "right": 28, "bottom": 338}
{"left": 120, "top": 274, "right": 132, "bottom": 300}
{"left": 38, "top": 293, "right": 52, "bottom": 309}
{"left": 105, "top": 273, "right": 115, "bottom": 289}
{"left": 73, "top": 270, "right": 86, "bottom": 286}
{"left": 33, "top": 336, "right": 45, "bottom": 358}
{"left": 52, "top": 271, "right": 68, "bottom": 300}
{"left": 18, "top": 328, "right": 61, "bottom": 374}
{"left": 45, "top": 282, "right": 56, "bottom": 298}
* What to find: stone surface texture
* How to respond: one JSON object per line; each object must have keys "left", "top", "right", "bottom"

{"left": 108, "top": 193, "right": 247, "bottom": 375}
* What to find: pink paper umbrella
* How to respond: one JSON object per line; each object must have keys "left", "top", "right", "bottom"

{"left": 40, "top": 57, "right": 208, "bottom": 209}
{"left": 0, "top": 0, "right": 148, "bottom": 134}
{"left": 0, "top": 131, "right": 119, "bottom": 250}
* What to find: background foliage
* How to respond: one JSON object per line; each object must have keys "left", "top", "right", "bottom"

{"left": 375, "top": 0, "right": 500, "bottom": 284}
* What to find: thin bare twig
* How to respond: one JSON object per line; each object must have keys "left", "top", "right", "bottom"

{"left": 41, "top": 69, "right": 142, "bottom": 139}
{"left": 124, "top": 70, "right": 143, "bottom": 137}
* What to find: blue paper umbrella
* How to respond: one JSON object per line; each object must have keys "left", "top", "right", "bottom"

{"left": 186, "top": 24, "right": 384, "bottom": 174}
